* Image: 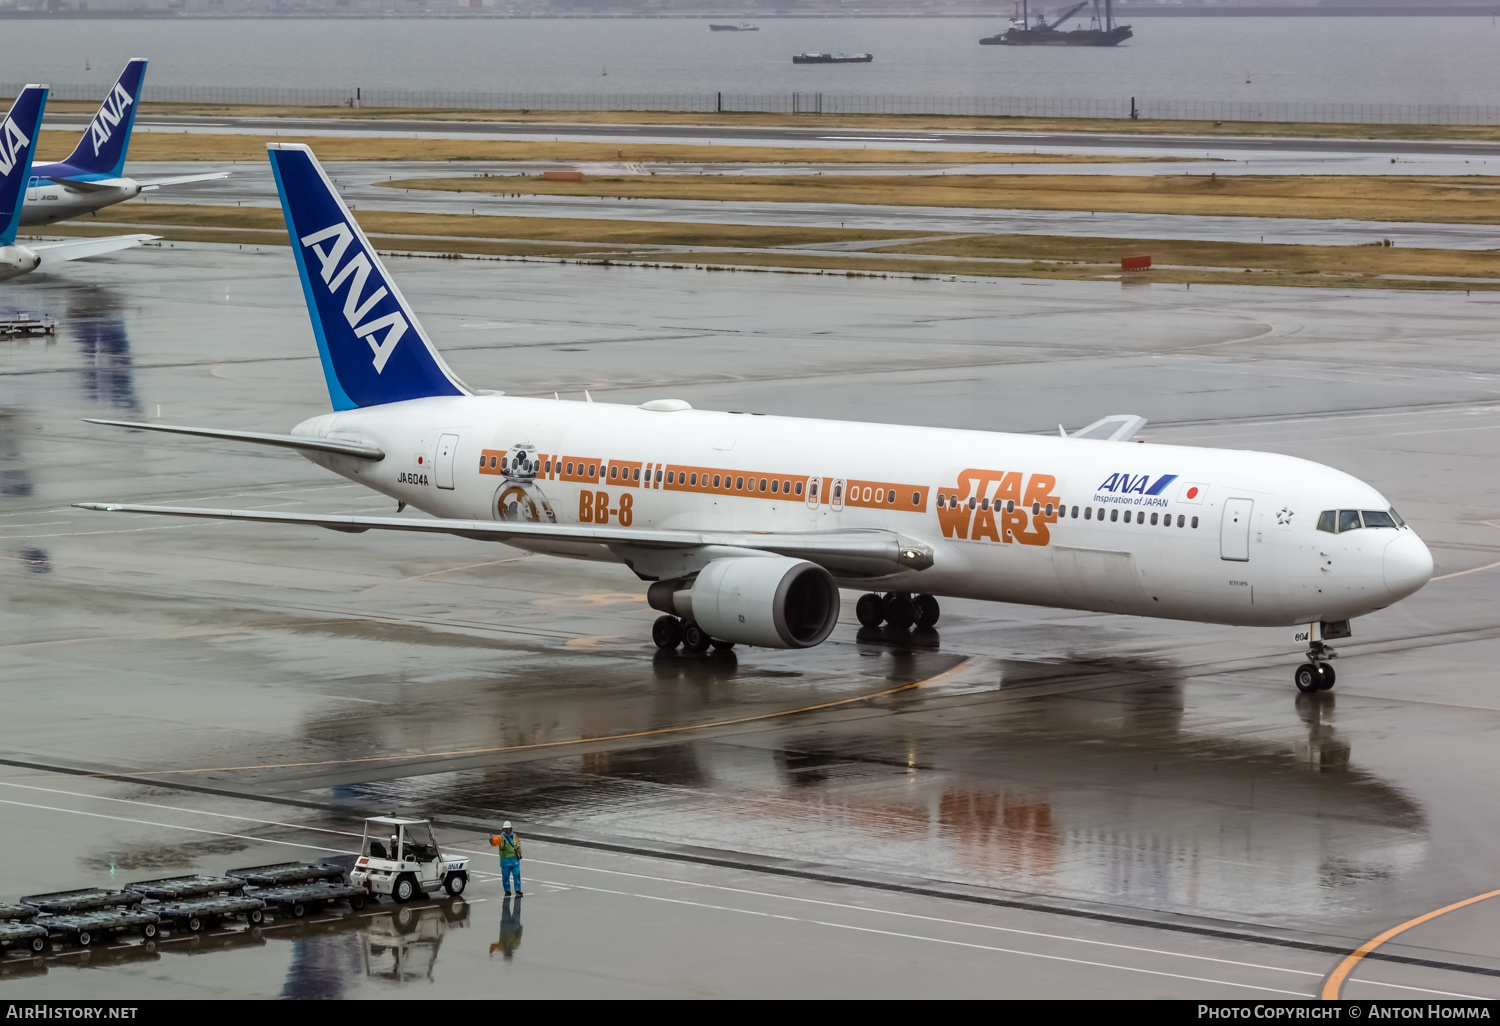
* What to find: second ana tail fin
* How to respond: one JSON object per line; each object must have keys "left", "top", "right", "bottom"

{"left": 61, "top": 59, "right": 146, "bottom": 179}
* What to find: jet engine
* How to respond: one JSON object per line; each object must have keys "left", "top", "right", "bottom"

{"left": 648, "top": 555, "right": 840, "bottom": 649}
{"left": 0, "top": 245, "right": 41, "bottom": 282}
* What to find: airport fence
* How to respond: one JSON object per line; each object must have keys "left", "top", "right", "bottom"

{"left": 12, "top": 82, "right": 1500, "bottom": 126}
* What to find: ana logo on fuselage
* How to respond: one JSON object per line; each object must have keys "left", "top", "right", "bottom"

{"left": 1097, "top": 473, "right": 1178, "bottom": 497}
{"left": 89, "top": 82, "right": 134, "bottom": 158}
{"left": 0, "top": 116, "right": 31, "bottom": 178}
{"left": 299, "top": 221, "right": 408, "bottom": 374}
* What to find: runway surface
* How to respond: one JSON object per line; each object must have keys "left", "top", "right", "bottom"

{"left": 2, "top": 247, "right": 1500, "bottom": 996}
{"left": 109, "top": 160, "right": 1500, "bottom": 250}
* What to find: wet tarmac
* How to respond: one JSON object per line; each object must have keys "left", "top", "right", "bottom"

{"left": 2, "top": 247, "right": 1500, "bottom": 997}
{"left": 104, "top": 160, "right": 1500, "bottom": 250}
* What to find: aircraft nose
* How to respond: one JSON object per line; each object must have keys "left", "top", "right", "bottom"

{"left": 1384, "top": 531, "right": 1433, "bottom": 599}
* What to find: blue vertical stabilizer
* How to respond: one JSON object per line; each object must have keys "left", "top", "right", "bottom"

{"left": 60, "top": 59, "right": 146, "bottom": 179}
{"left": 0, "top": 86, "right": 48, "bottom": 245}
{"left": 267, "top": 143, "right": 469, "bottom": 410}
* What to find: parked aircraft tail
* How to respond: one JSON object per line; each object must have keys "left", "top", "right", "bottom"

{"left": 267, "top": 143, "right": 469, "bottom": 410}
{"left": 1, "top": 85, "right": 48, "bottom": 245}
{"left": 60, "top": 58, "right": 146, "bottom": 179}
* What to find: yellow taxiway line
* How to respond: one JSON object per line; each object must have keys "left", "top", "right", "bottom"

{"left": 1321, "top": 889, "right": 1500, "bottom": 999}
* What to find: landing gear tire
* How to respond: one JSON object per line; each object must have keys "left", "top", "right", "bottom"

{"left": 883, "top": 592, "right": 916, "bottom": 630}
{"left": 710, "top": 639, "right": 736, "bottom": 652}
{"left": 913, "top": 594, "right": 940, "bottom": 628}
{"left": 681, "top": 621, "right": 712, "bottom": 654}
{"left": 652, "top": 615, "right": 683, "bottom": 651}
{"left": 855, "top": 593, "right": 885, "bottom": 628}
{"left": 1318, "top": 663, "right": 1336, "bottom": 690}
{"left": 1294, "top": 663, "right": 1324, "bottom": 694}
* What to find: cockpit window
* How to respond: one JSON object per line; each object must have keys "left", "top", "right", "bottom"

{"left": 1389, "top": 507, "right": 1406, "bottom": 528}
{"left": 1361, "top": 510, "right": 1397, "bottom": 529}
{"left": 1317, "top": 511, "right": 1336, "bottom": 534}
{"left": 1338, "top": 509, "right": 1362, "bottom": 533}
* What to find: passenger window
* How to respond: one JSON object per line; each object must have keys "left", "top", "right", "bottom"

{"left": 1045, "top": 503, "right": 1054, "bottom": 517}
{"left": 566, "top": 462, "right": 574, "bottom": 475}
{"left": 1177, "top": 514, "right": 1184, "bottom": 528}
{"left": 1084, "top": 507, "right": 1092, "bottom": 520}
{"left": 771, "top": 480, "right": 779, "bottom": 493}
{"left": 1110, "top": 509, "right": 1119, "bottom": 523}
{"left": 1191, "top": 516, "right": 1199, "bottom": 529}
{"left": 796, "top": 482, "right": 804, "bottom": 496}
{"left": 1150, "top": 512, "right": 1158, "bottom": 525}
{"left": 759, "top": 478, "right": 767, "bottom": 492}
{"left": 1032, "top": 502, "right": 1040, "bottom": 515}
{"left": 1071, "top": 506, "right": 1078, "bottom": 518}
{"left": 1317, "top": 510, "right": 1336, "bottom": 533}
{"left": 979, "top": 498, "right": 989, "bottom": 511}
{"left": 1007, "top": 501, "right": 1015, "bottom": 513}
{"left": 656, "top": 469, "right": 663, "bottom": 483}
{"left": 545, "top": 460, "right": 552, "bottom": 473}
{"left": 1362, "top": 510, "right": 1396, "bottom": 529}
{"left": 887, "top": 490, "right": 895, "bottom": 503}
{"left": 633, "top": 468, "right": 641, "bottom": 481}
{"left": 589, "top": 464, "right": 596, "bottom": 477}
{"left": 911, "top": 491, "right": 919, "bottom": 506}
{"left": 1338, "top": 509, "right": 1362, "bottom": 532}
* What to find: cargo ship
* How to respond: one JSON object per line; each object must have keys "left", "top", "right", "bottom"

{"left": 980, "top": 0, "right": 1132, "bottom": 47}
{"left": 709, "top": 22, "right": 758, "bottom": 31}
{"left": 792, "top": 52, "right": 874, "bottom": 64}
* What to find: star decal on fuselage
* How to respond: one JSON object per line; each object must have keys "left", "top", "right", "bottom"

{"left": 1276, "top": 507, "right": 1294, "bottom": 526}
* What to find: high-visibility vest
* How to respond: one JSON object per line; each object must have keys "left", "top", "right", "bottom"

{"left": 495, "top": 833, "right": 521, "bottom": 859}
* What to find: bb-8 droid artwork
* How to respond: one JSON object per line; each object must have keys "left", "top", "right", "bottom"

{"left": 493, "top": 443, "right": 558, "bottom": 524}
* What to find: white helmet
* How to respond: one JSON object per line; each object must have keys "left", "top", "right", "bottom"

{"left": 502, "top": 821, "right": 513, "bottom": 830}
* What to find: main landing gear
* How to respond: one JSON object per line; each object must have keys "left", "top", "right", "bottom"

{"left": 855, "top": 592, "right": 940, "bottom": 631}
{"left": 653, "top": 615, "right": 735, "bottom": 654}
{"left": 1294, "top": 641, "right": 1337, "bottom": 694}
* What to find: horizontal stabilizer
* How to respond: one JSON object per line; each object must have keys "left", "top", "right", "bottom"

{"left": 82, "top": 418, "right": 387, "bottom": 460}
{"left": 1070, "top": 414, "right": 1147, "bottom": 442}
{"left": 74, "top": 503, "right": 934, "bottom": 576}
{"left": 44, "top": 175, "right": 130, "bottom": 193}
{"left": 138, "top": 171, "right": 232, "bottom": 191}
{"left": 29, "top": 234, "right": 156, "bottom": 263}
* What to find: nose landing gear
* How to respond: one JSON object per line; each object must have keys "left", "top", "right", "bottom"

{"left": 1294, "top": 641, "right": 1337, "bottom": 694}
{"left": 855, "top": 592, "right": 940, "bottom": 630}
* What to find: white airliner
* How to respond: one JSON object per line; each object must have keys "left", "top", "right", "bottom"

{"left": 19, "top": 59, "right": 228, "bottom": 228}
{"left": 80, "top": 144, "right": 1433, "bottom": 694}
{"left": 1, "top": 86, "right": 156, "bottom": 282}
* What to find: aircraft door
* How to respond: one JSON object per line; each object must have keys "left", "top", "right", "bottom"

{"left": 805, "top": 477, "right": 821, "bottom": 510}
{"left": 26, "top": 177, "right": 38, "bottom": 202}
{"left": 830, "top": 478, "right": 845, "bottom": 512}
{"left": 435, "top": 433, "right": 459, "bottom": 490}
{"left": 1220, "top": 498, "right": 1253, "bottom": 561}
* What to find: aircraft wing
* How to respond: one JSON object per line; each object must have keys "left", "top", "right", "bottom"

{"left": 28, "top": 234, "right": 157, "bottom": 262}
{"left": 73, "top": 502, "right": 935, "bottom": 577}
{"left": 137, "top": 172, "right": 232, "bottom": 191}
{"left": 1069, "top": 414, "right": 1147, "bottom": 442}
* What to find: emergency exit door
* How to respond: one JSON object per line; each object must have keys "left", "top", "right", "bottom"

{"left": 1220, "top": 498, "right": 1253, "bottom": 561}
{"left": 435, "top": 433, "right": 459, "bottom": 490}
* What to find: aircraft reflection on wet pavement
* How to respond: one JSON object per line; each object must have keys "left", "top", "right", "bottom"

{"left": 2, "top": 899, "right": 471, "bottom": 992}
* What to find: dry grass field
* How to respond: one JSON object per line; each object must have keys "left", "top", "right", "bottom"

{"left": 32, "top": 201, "right": 1500, "bottom": 291}
{"left": 31, "top": 129, "right": 1148, "bottom": 167}
{"left": 390, "top": 172, "right": 1500, "bottom": 224}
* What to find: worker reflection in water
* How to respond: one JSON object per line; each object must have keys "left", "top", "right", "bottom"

{"left": 491, "top": 820, "right": 524, "bottom": 897}
{"left": 489, "top": 896, "right": 523, "bottom": 960}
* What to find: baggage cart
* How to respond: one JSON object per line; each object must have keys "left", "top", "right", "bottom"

{"left": 34, "top": 908, "right": 159, "bottom": 947}
{"left": 249, "top": 880, "right": 369, "bottom": 918}
{"left": 127, "top": 874, "right": 246, "bottom": 900}
{"left": 20, "top": 888, "right": 143, "bottom": 914}
{"left": 149, "top": 895, "right": 266, "bottom": 932}
{"left": 226, "top": 862, "right": 345, "bottom": 888}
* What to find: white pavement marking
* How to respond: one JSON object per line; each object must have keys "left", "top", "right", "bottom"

{"left": 0, "top": 797, "right": 357, "bottom": 855}
{"left": 513, "top": 875, "right": 1312, "bottom": 997}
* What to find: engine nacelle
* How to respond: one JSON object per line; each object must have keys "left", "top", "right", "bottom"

{"left": 648, "top": 556, "right": 840, "bottom": 649}
{"left": 0, "top": 245, "right": 40, "bottom": 281}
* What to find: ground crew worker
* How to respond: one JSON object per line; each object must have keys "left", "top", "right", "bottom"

{"left": 493, "top": 821, "right": 523, "bottom": 896}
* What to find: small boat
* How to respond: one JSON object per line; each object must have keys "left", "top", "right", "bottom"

{"left": 709, "top": 22, "right": 758, "bottom": 31}
{"left": 792, "top": 53, "right": 874, "bottom": 64}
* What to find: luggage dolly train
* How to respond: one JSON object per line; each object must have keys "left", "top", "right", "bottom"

{"left": 0, "top": 817, "right": 469, "bottom": 955}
